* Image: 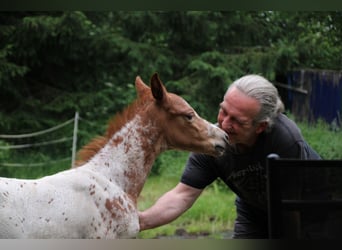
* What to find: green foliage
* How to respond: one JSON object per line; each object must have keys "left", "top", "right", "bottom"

{"left": 0, "top": 11, "right": 341, "bottom": 178}
{"left": 150, "top": 150, "right": 189, "bottom": 176}
{"left": 0, "top": 156, "right": 70, "bottom": 179}
{"left": 0, "top": 141, "right": 10, "bottom": 161}
{"left": 0, "top": 12, "right": 340, "bottom": 238}
{"left": 297, "top": 118, "right": 342, "bottom": 159}
{"left": 1, "top": 11, "right": 341, "bottom": 131}
{"left": 0, "top": 116, "right": 76, "bottom": 178}
{"left": 269, "top": 11, "right": 342, "bottom": 72}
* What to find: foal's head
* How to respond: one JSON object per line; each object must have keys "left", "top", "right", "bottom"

{"left": 137, "top": 73, "right": 229, "bottom": 157}
{"left": 75, "top": 73, "right": 229, "bottom": 167}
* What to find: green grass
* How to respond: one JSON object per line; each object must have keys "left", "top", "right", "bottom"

{"left": 137, "top": 176, "right": 236, "bottom": 239}
{"left": 297, "top": 118, "right": 342, "bottom": 159}
{"left": 1, "top": 118, "right": 340, "bottom": 239}
{"left": 0, "top": 150, "right": 71, "bottom": 179}
{"left": 0, "top": 139, "right": 72, "bottom": 179}
{"left": 137, "top": 118, "right": 342, "bottom": 238}
{"left": 137, "top": 151, "right": 236, "bottom": 239}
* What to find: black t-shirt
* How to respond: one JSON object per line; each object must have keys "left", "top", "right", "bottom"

{"left": 181, "top": 113, "right": 321, "bottom": 211}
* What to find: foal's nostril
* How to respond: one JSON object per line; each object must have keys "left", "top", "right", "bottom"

{"left": 215, "top": 145, "right": 225, "bottom": 156}
{"left": 224, "top": 134, "right": 229, "bottom": 144}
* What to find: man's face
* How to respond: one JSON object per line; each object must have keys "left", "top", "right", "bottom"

{"left": 217, "top": 86, "right": 266, "bottom": 147}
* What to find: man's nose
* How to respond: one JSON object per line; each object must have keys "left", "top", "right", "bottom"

{"left": 221, "top": 117, "right": 231, "bottom": 129}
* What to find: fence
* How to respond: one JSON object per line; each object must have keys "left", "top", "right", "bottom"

{"left": 0, "top": 112, "right": 79, "bottom": 169}
{"left": 276, "top": 69, "right": 342, "bottom": 127}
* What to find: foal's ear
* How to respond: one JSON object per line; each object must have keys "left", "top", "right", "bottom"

{"left": 135, "top": 75, "right": 150, "bottom": 98}
{"left": 150, "top": 73, "right": 167, "bottom": 101}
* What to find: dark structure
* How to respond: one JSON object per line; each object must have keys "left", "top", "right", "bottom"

{"left": 267, "top": 154, "right": 342, "bottom": 239}
{"left": 275, "top": 69, "right": 342, "bottom": 127}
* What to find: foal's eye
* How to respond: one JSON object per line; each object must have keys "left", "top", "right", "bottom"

{"left": 184, "top": 113, "right": 193, "bottom": 121}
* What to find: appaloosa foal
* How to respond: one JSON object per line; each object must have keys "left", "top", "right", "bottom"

{"left": 0, "top": 73, "right": 228, "bottom": 238}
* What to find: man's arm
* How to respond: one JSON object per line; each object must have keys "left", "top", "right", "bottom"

{"left": 139, "top": 182, "right": 203, "bottom": 231}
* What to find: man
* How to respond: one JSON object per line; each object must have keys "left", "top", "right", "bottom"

{"left": 138, "top": 74, "right": 320, "bottom": 238}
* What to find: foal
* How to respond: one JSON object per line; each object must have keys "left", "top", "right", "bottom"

{"left": 0, "top": 73, "right": 228, "bottom": 238}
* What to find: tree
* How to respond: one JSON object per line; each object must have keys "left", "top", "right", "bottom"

{"left": 0, "top": 11, "right": 341, "bottom": 131}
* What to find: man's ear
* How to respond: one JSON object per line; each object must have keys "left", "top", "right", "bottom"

{"left": 256, "top": 121, "right": 268, "bottom": 134}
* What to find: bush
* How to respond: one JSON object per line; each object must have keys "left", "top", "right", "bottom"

{"left": 150, "top": 150, "right": 189, "bottom": 176}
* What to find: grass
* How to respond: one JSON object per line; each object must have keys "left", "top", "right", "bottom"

{"left": 137, "top": 176, "right": 236, "bottom": 239}
{"left": 137, "top": 117, "right": 342, "bottom": 239}
{"left": 137, "top": 151, "right": 236, "bottom": 239}
{"left": 0, "top": 152, "right": 71, "bottom": 179}
{"left": 297, "top": 118, "right": 342, "bottom": 159}
{"left": 1, "top": 117, "right": 341, "bottom": 238}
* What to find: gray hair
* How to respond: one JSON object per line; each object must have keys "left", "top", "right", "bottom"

{"left": 227, "top": 74, "right": 284, "bottom": 130}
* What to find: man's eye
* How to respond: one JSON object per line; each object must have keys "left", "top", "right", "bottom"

{"left": 231, "top": 117, "right": 242, "bottom": 125}
{"left": 219, "top": 108, "right": 227, "bottom": 116}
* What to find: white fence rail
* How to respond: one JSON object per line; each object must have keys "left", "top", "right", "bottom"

{"left": 0, "top": 118, "right": 75, "bottom": 139}
{"left": 0, "top": 112, "right": 79, "bottom": 168}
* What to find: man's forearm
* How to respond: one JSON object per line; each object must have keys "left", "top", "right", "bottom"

{"left": 139, "top": 193, "right": 188, "bottom": 231}
{"left": 138, "top": 183, "right": 203, "bottom": 231}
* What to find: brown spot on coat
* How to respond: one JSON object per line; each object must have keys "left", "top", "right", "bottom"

{"left": 105, "top": 198, "right": 125, "bottom": 219}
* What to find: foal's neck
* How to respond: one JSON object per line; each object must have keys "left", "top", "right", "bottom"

{"left": 85, "top": 115, "right": 162, "bottom": 202}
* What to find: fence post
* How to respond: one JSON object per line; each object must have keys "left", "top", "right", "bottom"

{"left": 71, "top": 111, "right": 79, "bottom": 168}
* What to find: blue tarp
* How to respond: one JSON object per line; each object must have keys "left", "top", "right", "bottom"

{"left": 286, "top": 70, "right": 341, "bottom": 126}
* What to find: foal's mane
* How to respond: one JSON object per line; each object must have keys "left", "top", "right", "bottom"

{"left": 74, "top": 91, "right": 151, "bottom": 167}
